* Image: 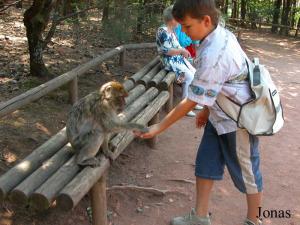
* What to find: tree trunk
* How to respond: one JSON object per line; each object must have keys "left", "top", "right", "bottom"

{"left": 24, "top": 0, "right": 56, "bottom": 77}
{"left": 290, "top": 0, "right": 297, "bottom": 28}
{"left": 240, "top": 0, "right": 246, "bottom": 20}
{"left": 102, "top": 0, "right": 109, "bottom": 21}
{"left": 224, "top": 0, "right": 229, "bottom": 15}
{"left": 272, "top": 0, "right": 282, "bottom": 33}
{"left": 280, "top": 0, "right": 292, "bottom": 35}
{"left": 136, "top": 0, "right": 144, "bottom": 35}
{"left": 231, "top": 0, "right": 238, "bottom": 18}
{"left": 280, "top": 0, "right": 287, "bottom": 34}
{"left": 296, "top": 17, "right": 300, "bottom": 37}
{"left": 15, "top": 0, "right": 22, "bottom": 8}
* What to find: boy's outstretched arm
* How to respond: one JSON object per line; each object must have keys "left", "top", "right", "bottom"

{"left": 137, "top": 98, "right": 197, "bottom": 139}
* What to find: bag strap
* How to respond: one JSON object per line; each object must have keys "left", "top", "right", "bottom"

{"left": 216, "top": 57, "right": 253, "bottom": 125}
{"left": 216, "top": 93, "right": 241, "bottom": 123}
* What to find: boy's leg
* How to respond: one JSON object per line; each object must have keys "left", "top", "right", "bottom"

{"left": 220, "top": 128, "right": 263, "bottom": 225}
{"left": 195, "top": 178, "right": 214, "bottom": 217}
{"left": 246, "top": 192, "right": 262, "bottom": 224}
{"left": 194, "top": 121, "right": 225, "bottom": 217}
{"left": 170, "top": 121, "right": 224, "bottom": 225}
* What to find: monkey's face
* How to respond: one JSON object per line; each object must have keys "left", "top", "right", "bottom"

{"left": 101, "top": 81, "right": 128, "bottom": 113}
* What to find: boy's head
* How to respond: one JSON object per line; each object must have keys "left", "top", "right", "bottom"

{"left": 172, "top": 0, "right": 220, "bottom": 41}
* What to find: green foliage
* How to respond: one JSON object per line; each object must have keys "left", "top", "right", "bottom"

{"left": 246, "top": 0, "right": 274, "bottom": 21}
{"left": 101, "top": 2, "right": 163, "bottom": 42}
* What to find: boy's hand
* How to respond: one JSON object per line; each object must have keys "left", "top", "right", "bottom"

{"left": 196, "top": 107, "right": 209, "bottom": 128}
{"left": 134, "top": 124, "right": 162, "bottom": 139}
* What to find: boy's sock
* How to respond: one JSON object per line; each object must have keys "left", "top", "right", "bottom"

{"left": 244, "top": 218, "right": 263, "bottom": 225}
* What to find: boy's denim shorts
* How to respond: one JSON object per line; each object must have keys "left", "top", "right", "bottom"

{"left": 195, "top": 121, "right": 263, "bottom": 194}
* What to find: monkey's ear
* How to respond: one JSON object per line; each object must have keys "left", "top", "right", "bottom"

{"left": 104, "top": 85, "right": 113, "bottom": 99}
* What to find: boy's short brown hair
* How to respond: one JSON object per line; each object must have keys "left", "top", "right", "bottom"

{"left": 172, "top": 0, "right": 220, "bottom": 26}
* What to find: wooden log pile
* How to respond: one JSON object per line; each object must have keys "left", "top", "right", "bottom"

{"left": 0, "top": 56, "right": 175, "bottom": 225}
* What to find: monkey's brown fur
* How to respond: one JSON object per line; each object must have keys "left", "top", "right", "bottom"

{"left": 66, "top": 81, "right": 148, "bottom": 167}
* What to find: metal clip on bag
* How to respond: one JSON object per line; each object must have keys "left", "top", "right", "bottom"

{"left": 217, "top": 58, "right": 284, "bottom": 136}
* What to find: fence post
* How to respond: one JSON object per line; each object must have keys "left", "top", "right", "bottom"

{"left": 166, "top": 82, "right": 174, "bottom": 112}
{"left": 68, "top": 77, "right": 78, "bottom": 105}
{"left": 119, "top": 50, "right": 126, "bottom": 67}
{"left": 148, "top": 112, "right": 160, "bottom": 148}
{"left": 90, "top": 172, "right": 108, "bottom": 225}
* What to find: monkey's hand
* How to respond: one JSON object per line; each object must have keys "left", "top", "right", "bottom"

{"left": 128, "top": 123, "right": 149, "bottom": 133}
{"left": 102, "top": 147, "right": 115, "bottom": 161}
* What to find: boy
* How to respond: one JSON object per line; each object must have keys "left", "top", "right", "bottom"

{"left": 136, "top": 0, "right": 263, "bottom": 225}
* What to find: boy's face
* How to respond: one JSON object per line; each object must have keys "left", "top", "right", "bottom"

{"left": 179, "top": 15, "right": 214, "bottom": 41}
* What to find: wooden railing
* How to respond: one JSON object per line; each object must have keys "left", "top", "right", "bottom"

{"left": 0, "top": 42, "right": 156, "bottom": 118}
{"left": 228, "top": 18, "right": 300, "bottom": 38}
{"left": 0, "top": 53, "right": 174, "bottom": 225}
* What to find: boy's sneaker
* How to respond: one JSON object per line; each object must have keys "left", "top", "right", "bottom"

{"left": 244, "top": 218, "right": 263, "bottom": 225}
{"left": 194, "top": 105, "right": 203, "bottom": 110}
{"left": 170, "top": 209, "right": 211, "bottom": 225}
{"left": 186, "top": 111, "right": 196, "bottom": 117}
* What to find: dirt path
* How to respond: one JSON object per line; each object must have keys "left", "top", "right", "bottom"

{"left": 106, "top": 31, "right": 300, "bottom": 225}
{"left": 1, "top": 31, "right": 299, "bottom": 225}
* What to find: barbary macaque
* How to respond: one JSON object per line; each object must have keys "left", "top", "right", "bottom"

{"left": 66, "top": 81, "right": 148, "bottom": 167}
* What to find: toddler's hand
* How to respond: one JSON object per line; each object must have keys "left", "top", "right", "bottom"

{"left": 180, "top": 49, "right": 191, "bottom": 58}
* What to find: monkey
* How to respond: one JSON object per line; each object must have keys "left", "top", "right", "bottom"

{"left": 66, "top": 81, "right": 148, "bottom": 167}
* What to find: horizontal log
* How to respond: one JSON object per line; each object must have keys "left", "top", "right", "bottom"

{"left": 228, "top": 18, "right": 298, "bottom": 30}
{"left": 9, "top": 144, "right": 73, "bottom": 206}
{"left": 125, "top": 84, "right": 146, "bottom": 106}
{"left": 157, "top": 72, "right": 176, "bottom": 91}
{"left": 56, "top": 91, "right": 169, "bottom": 210}
{"left": 148, "top": 69, "right": 168, "bottom": 88}
{"left": 24, "top": 86, "right": 156, "bottom": 210}
{"left": 0, "top": 128, "right": 67, "bottom": 202}
{"left": 121, "top": 87, "right": 159, "bottom": 122}
{"left": 125, "top": 43, "right": 156, "bottom": 50}
{"left": 122, "top": 79, "right": 135, "bottom": 92}
{"left": 0, "top": 43, "right": 156, "bottom": 118}
{"left": 56, "top": 155, "right": 110, "bottom": 211}
{"left": 0, "top": 49, "right": 123, "bottom": 118}
{"left": 110, "top": 91, "right": 170, "bottom": 160}
{"left": 129, "top": 56, "right": 160, "bottom": 83}
{"left": 29, "top": 156, "right": 80, "bottom": 211}
{"left": 137, "top": 64, "right": 162, "bottom": 87}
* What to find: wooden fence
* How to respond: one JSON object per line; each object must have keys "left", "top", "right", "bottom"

{"left": 228, "top": 18, "right": 300, "bottom": 38}
{"left": 0, "top": 43, "right": 156, "bottom": 118}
